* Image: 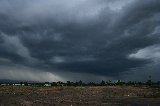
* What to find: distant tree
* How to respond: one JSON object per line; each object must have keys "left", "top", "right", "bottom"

{"left": 51, "top": 82, "right": 57, "bottom": 86}
{"left": 67, "top": 81, "right": 71, "bottom": 86}
{"left": 24, "top": 82, "right": 28, "bottom": 86}
{"left": 20, "top": 82, "right": 23, "bottom": 86}
{"left": 127, "top": 81, "right": 135, "bottom": 86}
{"left": 88, "top": 82, "right": 96, "bottom": 86}
{"left": 100, "top": 80, "right": 105, "bottom": 86}
{"left": 105, "top": 81, "right": 109, "bottom": 85}
{"left": 146, "top": 75, "right": 152, "bottom": 86}
{"left": 74, "top": 80, "right": 83, "bottom": 86}
{"left": 78, "top": 80, "right": 83, "bottom": 86}
{"left": 106, "top": 80, "right": 112, "bottom": 86}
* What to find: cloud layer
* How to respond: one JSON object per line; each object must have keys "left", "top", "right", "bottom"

{"left": 0, "top": 0, "right": 160, "bottom": 82}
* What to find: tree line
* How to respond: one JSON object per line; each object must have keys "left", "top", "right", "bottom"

{"left": 1, "top": 79, "right": 160, "bottom": 87}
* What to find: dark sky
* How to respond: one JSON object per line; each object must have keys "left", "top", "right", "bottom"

{"left": 0, "top": 0, "right": 160, "bottom": 82}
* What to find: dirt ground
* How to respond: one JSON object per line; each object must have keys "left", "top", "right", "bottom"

{"left": 0, "top": 86, "right": 160, "bottom": 106}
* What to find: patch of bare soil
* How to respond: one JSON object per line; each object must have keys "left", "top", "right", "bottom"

{"left": 0, "top": 86, "right": 160, "bottom": 106}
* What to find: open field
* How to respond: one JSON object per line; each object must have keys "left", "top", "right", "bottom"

{"left": 0, "top": 86, "right": 160, "bottom": 106}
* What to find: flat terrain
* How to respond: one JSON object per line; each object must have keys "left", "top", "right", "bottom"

{"left": 0, "top": 86, "right": 160, "bottom": 106}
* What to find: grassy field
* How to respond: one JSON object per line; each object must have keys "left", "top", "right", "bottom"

{"left": 0, "top": 86, "right": 160, "bottom": 106}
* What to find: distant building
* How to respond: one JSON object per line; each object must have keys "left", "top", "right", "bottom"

{"left": 1, "top": 84, "right": 9, "bottom": 86}
{"left": 44, "top": 83, "right": 51, "bottom": 87}
{"left": 44, "top": 82, "right": 51, "bottom": 87}
{"left": 13, "top": 84, "right": 24, "bottom": 86}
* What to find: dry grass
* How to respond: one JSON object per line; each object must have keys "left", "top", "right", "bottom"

{"left": 0, "top": 86, "right": 160, "bottom": 106}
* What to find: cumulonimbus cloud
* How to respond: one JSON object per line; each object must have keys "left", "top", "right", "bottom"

{"left": 0, "top": 0, "right": 160, "bottom": 81}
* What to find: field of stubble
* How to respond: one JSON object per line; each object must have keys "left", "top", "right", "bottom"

{"left": 0, "top": 86, "right": 160, "bottom": 106}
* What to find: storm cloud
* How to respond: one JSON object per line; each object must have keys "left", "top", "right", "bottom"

{"left": 0, "top": 0, "right": 160, "bottom": 82}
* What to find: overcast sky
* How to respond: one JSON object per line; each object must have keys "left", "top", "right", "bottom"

{"left": 0, "top": 0, "right": 160, "bottom": 82}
